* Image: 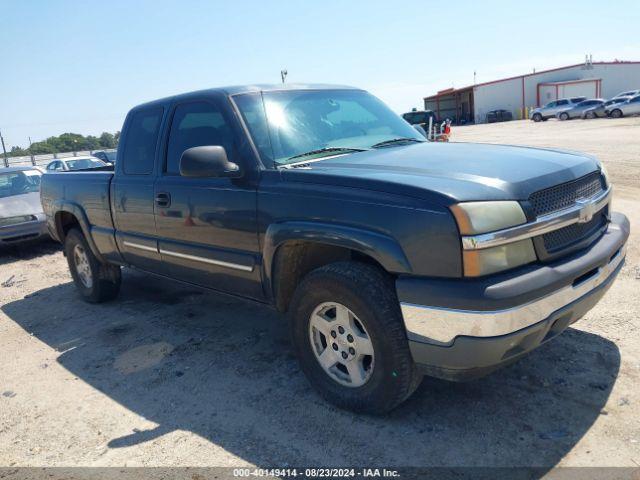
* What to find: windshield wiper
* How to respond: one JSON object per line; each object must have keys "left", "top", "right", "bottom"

{"left": 285, "top": 147, "right": 367, "bottom": 162}
{"left": 371, "top": 138, "right": 424, "bottom": 148}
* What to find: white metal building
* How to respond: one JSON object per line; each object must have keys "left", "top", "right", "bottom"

{"left": 424, "top": 60, "right": 640, "bottom": 124}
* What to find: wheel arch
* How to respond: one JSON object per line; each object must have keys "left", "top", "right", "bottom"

{"left": 263, "top": 221, "right": 411, "bottom": 312}
{"left": 52, "top": 202, "right": 105, "bottom": 263}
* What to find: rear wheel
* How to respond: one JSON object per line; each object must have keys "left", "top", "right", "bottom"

{"left": 65, "top": 228, "right": 121, "bottom": 303}
{"left": 532, "top": 113, "right": 542, "bottom": 122}
{"left": 585, "top": 111, "right": 596, "bottom": 119}
{"left": 610, "top": 109, "right": 623, "bottom": 118}
{"left": 288, "top": 261, "right": 422, "bottom": 414}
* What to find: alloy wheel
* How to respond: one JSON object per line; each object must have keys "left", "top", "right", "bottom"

{"left": 308, "top": 302, "right": 375, "bottom": 387}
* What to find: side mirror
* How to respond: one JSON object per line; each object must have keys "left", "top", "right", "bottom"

{"left": 179, "top": 146, "right": 241, "bottom": 178}
{"left": 413, "top": 124, "right": 427, "bottom": 138}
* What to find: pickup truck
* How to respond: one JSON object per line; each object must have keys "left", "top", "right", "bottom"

{"left": 41, "top": 84, "right": 630, "bottom": 414}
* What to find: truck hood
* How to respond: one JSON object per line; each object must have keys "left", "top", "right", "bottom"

{"left": 0, "top": 192, "right": 44, "bottom": 218}
{"left": 280, "top": 142, "right": 600, "bottom": 205}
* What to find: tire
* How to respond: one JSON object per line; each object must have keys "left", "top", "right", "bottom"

{"left": 64, "top": 228, "right": 121, "bottom": 303}
{"left": 585, "top": 111, "right": 595, "bottom": 119}
{"left": 288, "top": 261, "right": 422, "bottom": 414}
{"left": 559, "top": 112, "right": 569, "bottom": 121}
{"left": 610, "top": 109, "right": 623, "bottom": 118}
{"left": 532, "top": 113, "right": 542, "bottom": 122}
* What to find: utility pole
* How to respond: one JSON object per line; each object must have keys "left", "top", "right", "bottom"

{"left": 0, "top": 129, "right": 8, "bottom": 167}
{"left": 28, "top": 136, "right": 36, "bottom": 166}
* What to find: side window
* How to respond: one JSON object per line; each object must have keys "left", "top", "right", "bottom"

{"left": 630, "top": 96, "right": 640, "bottom": 103}
{"left": 546, "top": 101, "right": 557, "bottom": 108}
{"left": 165, "top": 101, "right": 235, "bottom": 176}
{"left": 122, "top": 107, "right": 163, "bottom": 175}
{"left": 557, "top": 100, "right": 569, "bottom": 106}
{"left": 47, "top": 162, "right": 56, "bottom": 171}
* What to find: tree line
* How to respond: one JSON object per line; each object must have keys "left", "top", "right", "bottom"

{"left": 6, "top": 131, "right": 120, "bottom": 157}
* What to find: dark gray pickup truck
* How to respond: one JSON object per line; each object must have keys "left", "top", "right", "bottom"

{"left": 41, "top": 84, "right": 629, "bottom": 413}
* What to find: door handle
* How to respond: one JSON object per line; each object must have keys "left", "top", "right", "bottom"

{"left": 155, "top": 192, "right": 171, "bottom": 208}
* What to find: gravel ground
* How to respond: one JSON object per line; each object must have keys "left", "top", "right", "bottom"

{"left": 0, "top": 117, "right": 639, "bottom": 469}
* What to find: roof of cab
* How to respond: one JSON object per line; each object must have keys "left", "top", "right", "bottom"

{"left": 131, "top": 83, "right": 360, "bottom": 111}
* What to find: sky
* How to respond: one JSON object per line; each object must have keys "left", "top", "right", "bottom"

{"left": 1, "top": 0, "right": 639, "bottom": 149}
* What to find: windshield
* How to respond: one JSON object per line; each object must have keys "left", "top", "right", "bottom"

{"left": 0, "top": 170, "right": 42, "bottom": 198}
{"left": 65, "top": 158, "right": 107, "bottom": 170}
{"left": 234, "top": 89, "right": 424, "bottom": 166}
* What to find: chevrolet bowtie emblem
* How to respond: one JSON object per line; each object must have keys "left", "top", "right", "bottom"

{"left": 576, "top": 198, "right": 596, "bottom": 223}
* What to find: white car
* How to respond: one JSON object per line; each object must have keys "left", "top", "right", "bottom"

{"left": 45, "top": 156, "right": 107, "bottom": 172}
{"left": 607, "top": 95, "right": 640, "bottom": 118}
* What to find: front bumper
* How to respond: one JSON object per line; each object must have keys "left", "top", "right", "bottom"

{"left": 397, "top": 212, "right": 629, "bottom": 380}
{"left": 0, "top": 216, "right": 48, "bottom": 244}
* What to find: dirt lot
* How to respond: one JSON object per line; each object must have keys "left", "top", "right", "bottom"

{"left": 1, "top": 118, "right": 639, "bottom": 469}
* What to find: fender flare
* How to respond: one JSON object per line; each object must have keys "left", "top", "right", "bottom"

{"left": 262, "top": 221, "right": 412, "bottom": 298}
{"left": 51, "top": 201, "right": 106, "bottom": 263}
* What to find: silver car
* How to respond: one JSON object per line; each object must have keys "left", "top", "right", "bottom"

{"left": 608, "top": 95, "right": 640, "bottom": 118}
{"left": 529, "top": 97, "right": 586, "bottom": 122}
{"left": 612, "top": 89, "right": 640, "bottom": 99}
{"left": 0, "top": 166, "right": 48, "bottom": 245}
{"left": 583, "top": 97, "right": 631, "bottom": 118}
{"left": 556, "top": 99, "right": 605, "bottom": 120}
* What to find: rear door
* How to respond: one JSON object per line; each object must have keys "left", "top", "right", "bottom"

{"left": 553, "top": 99, "right": 570, "bottom": 115}
{"left": 626, "top": 95, "right": 640, "bottom": 114}
{"left": 153, "top": 97, "right": 262, "bottom": 299}
{"left": 112, "top": 105, "right": 165, "bottom": 272}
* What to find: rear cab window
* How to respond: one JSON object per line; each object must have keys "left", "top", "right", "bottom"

{"left": 122, "top": 107, "right": 164, "bottom": 175}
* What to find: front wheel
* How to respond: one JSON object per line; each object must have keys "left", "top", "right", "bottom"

{"left": 65, "top": 228, "right": 121, "bottom": 303}
{"left": 559, "top": 112, "right": 570, "bottom": 121}
{"left": 610, "top": 109, "right": 623, "bottom": 118}
{"left": 532, "top": 113, "right": 542, "bottom": 122}
{"left": 288, "top": 262, "right": 422, "bottom": 414}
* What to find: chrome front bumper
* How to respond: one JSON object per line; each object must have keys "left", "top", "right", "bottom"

{"left": 401, "top": 243, "right": 625, "bottom": 345}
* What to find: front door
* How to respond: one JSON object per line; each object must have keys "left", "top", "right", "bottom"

{"left": 153, "top": 99, "right": 262, "bottom": 299}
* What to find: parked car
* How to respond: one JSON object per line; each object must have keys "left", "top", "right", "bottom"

{"left": 556, "top": 99, "right": 605, "bottom": 120}
{"left": 486, "top": 109, "right": 513, "bottom": 123}
{"left": 529, "top": 97, "right": 587, "bottom": 121}
{"left": 612, "top": 89, "right": 640, "bottom": 99}
{"left": 45, "top": 156, "right": 108, "bottom": 172}
{"left": 0, "top": 166, "right": 48, "bottom": 244}
{"left": 608, "top": 94, "right": 640, "bottom": 118}
{"left": 583, "top": 97, "right": 631, "bottom": 118}
{"left": 402, "top": 110, "right": 438, "bottom": 129}
{"left": 92, "top": 150, "right": 117, "bottom": 164}
{"left": 41, "top": 84, "right": 629, "bottom": 414}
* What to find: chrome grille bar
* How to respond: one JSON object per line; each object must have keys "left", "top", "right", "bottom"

{"left": 462, "top": 186, "right": 612, "bottom": 251}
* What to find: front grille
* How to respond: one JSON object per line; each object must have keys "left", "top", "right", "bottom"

{"left": 528, "top": 171, "right": 607, "bottom": 258}
{"left": 529, "top": 171, "right": 605, "bottom": 217}
{"left": 543, "top": 210, "right": 607, "bottom": 252}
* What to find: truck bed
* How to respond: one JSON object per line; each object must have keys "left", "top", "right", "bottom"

{"left": 40, "top": 170, "right": 115, "bottom": 243}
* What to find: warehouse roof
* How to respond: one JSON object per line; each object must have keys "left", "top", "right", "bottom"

{"left": 424, "top": 61, "right": 640, "bottom": 100}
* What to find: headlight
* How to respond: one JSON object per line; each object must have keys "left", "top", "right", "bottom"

{"left": 450, "top": 201, "right": 537, "bottom": 276}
